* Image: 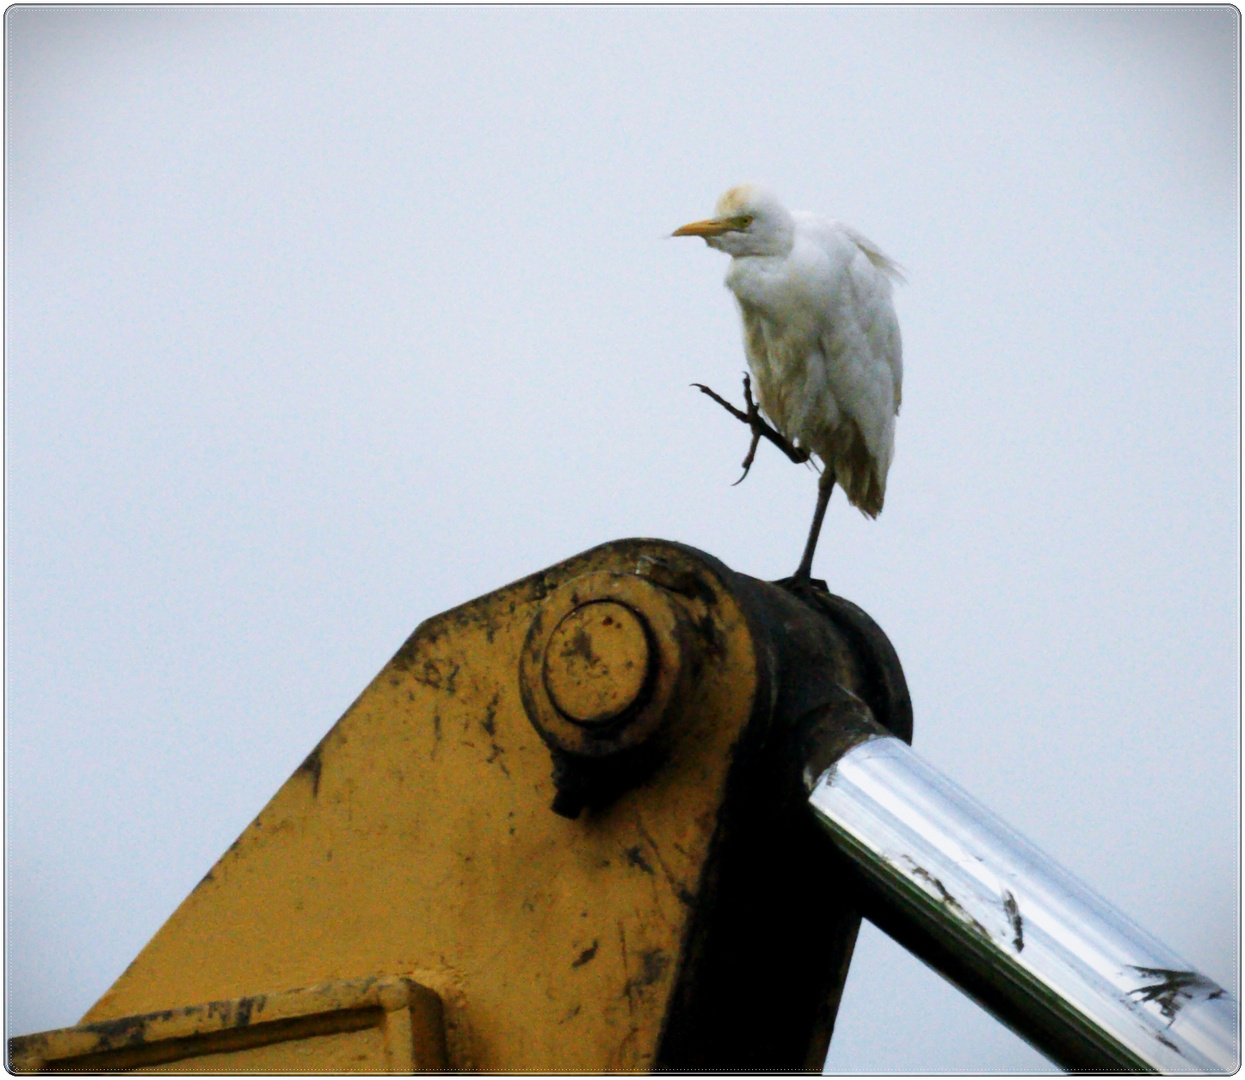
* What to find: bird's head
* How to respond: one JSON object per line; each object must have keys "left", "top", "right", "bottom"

{"left": 672, "top": 184, "right": 795, "bottom": 257}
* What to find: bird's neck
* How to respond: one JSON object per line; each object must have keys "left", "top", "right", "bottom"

{"left": 726, "top": 254, "right": 793, "bottom": 307}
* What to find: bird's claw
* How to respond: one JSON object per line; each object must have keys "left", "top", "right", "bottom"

{"left": 692, "top": 382, "right": 750, "bottom": 424}
{"left": 693, "top": 375, "right": 810, "bottom": 480}
{"left": 732, "top": 430, "right": 762, "bottom": 485}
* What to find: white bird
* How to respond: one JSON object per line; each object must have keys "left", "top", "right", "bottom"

{"left": 673, "top": 183, "right": 903, "bottom": 583}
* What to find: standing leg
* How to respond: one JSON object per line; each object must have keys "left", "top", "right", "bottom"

{"left": 792, "top": 469, "right": 836, "bottom": 582}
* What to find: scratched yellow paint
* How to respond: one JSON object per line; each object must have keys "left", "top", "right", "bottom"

{"left": 148, "top": 1027, "right": 387, "bottom": 1073}
{"left": 79, "top": 540, "right": 760, "bottom": 1073}
{"left": 10, "top": 976, "right": 444, "bottom": 1072}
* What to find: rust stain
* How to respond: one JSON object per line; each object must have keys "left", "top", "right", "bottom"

{"left": 485, "top": 742, "right": 510, "bottom": 777}
{"left": 622, "top": 949, "right": 670, "bottom": 1001}
{"left": 410, "top": 659, "right": 461, "bottom": 694}
{"left": 83, "top": 1010, "right": 173, "bottom": 1047}
{"left": 571, "top": 941, "right": 599, "bottom": 968}
{"left": 618, "top": 923, "right": 634, "bottom": 1018}
{"left": 624, "top": 846, "right": 654, "bottom": 875}
{"left": 564, "top": 623, "right": 600, "bottom": 665}
{"left": 636, "top": 820, "right": 695, "bottom": 907}
{"left": 693, "top": 611, "right": 728, "bottom": 663}
{"left": 206, "top": 999, "right": 234, "bottom": 1026}
{"left": 633, "top": 949, "right": 668, "bottom": 989}
{"left": 480, "top": 692, "right": 509, "bottom": 776}
{"left": 295, "top": 746, "right": 323, "bottom": 798}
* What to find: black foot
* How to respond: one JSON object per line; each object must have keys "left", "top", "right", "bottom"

{"left": 692, "top": 375, "right": 810, "bottom": 484}
{"left": 774, "top": 574, "right": 830, "bottom": 596}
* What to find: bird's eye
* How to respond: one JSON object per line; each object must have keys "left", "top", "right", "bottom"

{"left": 736, "top": 214, "right": 755, "bottom": 229}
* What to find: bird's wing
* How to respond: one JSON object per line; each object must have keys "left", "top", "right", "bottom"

{"left": 794, "top": 216, "right": 903, "bottom": 414}
{"left": 841, "top": 226, "right": 904, "bottom": 417}
{"left": 790, "top": 216, "right": 904, "bottom": 489}
{"left": 793, "top": 213, "right": 906, "bottom": 283}
{"left": 837, "top": 224, "right": 907, "bottom": 285}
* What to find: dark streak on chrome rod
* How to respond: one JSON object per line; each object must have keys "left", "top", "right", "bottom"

{"left": 805, "top": 733, "right": 1237, "bottom": 1073}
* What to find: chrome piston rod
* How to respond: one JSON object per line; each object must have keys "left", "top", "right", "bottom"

{"left": 807, "top": 734, "right": 1237, "bottom": 1073}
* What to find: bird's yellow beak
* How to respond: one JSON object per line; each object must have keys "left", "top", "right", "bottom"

{"left": 671, "top": 217, "right": 736, "bottom": 238}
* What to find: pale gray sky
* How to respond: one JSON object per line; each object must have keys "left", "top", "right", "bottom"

{"left": 6, "top": 6, "right": 1238, "bottom": 1071}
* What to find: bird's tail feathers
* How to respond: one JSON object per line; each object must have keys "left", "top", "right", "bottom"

{"left": 825, "top": 418, "right": 887, "bottom": 518}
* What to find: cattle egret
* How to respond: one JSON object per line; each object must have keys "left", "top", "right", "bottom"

{"left": 673, "top": 184, "right": 903, "bottom": 582}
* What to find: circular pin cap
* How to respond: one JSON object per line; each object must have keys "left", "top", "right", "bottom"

{"left": 543, "top": 601, "right": 652, "bottom": 725}
{"left": 520, "top": 570, "right": 689, "bottom": 761}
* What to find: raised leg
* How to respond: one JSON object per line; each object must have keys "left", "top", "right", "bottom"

{"left": 792, "top": 468, "right": 836, "bottom": 582}
{"left": 693, "top": 375, "right": 810, "bottom": 484}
